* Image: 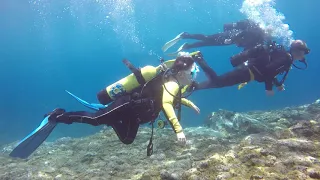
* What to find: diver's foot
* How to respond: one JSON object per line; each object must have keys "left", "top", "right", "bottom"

{"left": 45, "top": 108, "right": 66, "bottom": 121}
{"left": 180, "top": 32, "right": 190, "bottom": 39}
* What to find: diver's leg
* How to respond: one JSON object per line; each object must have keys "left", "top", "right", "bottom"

{"left": 195, "top": 66, "right": 251, "bottom": 90}
{"left": 111, "top": 98, "right": 156, "bottom": 144}
{"left": 191, "top": 56, "right": 220, "bottom": 90}
{"left": 181, "top": 33, "right": 210, "bottom": 41}
{"left": 54, "top": 111, "right": 103, "bottom": 126}
{"left": 195, "top": 56, "right": 218, "bottom": 80}
{"left": 223, "top": 19, "right": 252, "bottom": 32}
{"left": 210, "top": 66, "right": 252, "bottom": 88}
{"left": 51, "top": 96, "right": 132, "bottom": 126}
{"left": 111, "top": 117, "right": 140, "bottom": 144}
{"left": 182, "top": 31, "right": 239, "bottom": 50}
{"left": 51, "top": 107, "right": 140, "bottom": 144}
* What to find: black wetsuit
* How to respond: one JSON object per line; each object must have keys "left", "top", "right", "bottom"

{"left": 193, "top": 44, "right": 293, "bottom": 91}
{"left": 182, "top": 19, "right": 268, "bottom": 51}
{"left": 50, "top": 76, "right": 166, "bottom": 144}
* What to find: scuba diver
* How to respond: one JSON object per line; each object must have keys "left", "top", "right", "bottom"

{"left": 162, "top": 19, "right": 270, "bottom": 55}
{"left": 9, "top": 52, "right": 201, "bottom": 159}
{"left": 190, "top": 40, "right": 310, "bottom": 96}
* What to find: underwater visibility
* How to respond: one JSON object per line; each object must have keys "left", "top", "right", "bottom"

{"left": 1, "top": 0, "right": 320, "bottom": 179}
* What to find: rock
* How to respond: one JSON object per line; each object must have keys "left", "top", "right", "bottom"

{"left": 197, "top": 161, "right": 209, "bottom": 169}
{"left": 216, "top": 172, "right": 232, "bottom": 180}
{"left": 140, "top": 170, "right": 159, "bottom": 180}
{"left": 0, "top": 98, "right": 320, "bottom": 180}
{"left": 277, "top": 138, "right": 316, "bottom": 152}
{"left": 150, "top": 153, "right": 166, "bottom": 161}
{"left": 290, "top": 120, "right": 315, "bottom": 137}
{"left": 165, "top": 159, "right": 192, "bottom": 170}
{"left": 54, "top": 174, "right": 63, "bottom": 180}
{"left": 205, "top": 110, "right": 269, "bottom": 136}
{"left": 43, "top": 166, "right": 56, "bottom": 173}
{"left": 160, "top": 170, "right": 179, "bottom": 180}
{"left": 176, "top": 153, "right": 192, "bottom": 160}
{"left": 250, "top": 175, "right": 264, "bottom": 180}
{"left": 308, "top": 169, "right": 320, "bottom": 179}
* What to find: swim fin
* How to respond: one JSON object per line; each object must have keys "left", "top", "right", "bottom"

{"left": 166, "top": 43, "right": 188, "bottom": 56}
{"left": 162, "top": 32, "right": 185, "bottom": 52}
{"left": 65, "top": 90, "right": 108, "bottom": 111}
{"left": 9, "top": 115, "right": 57, "bottom": 159}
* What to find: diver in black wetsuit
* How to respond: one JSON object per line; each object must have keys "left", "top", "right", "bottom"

{"left": 9, "top": 53, "right": 202, "bottom": 159}
{"left": 49, "top": 55, "right": 200, "bottom": 145}
{"left": 162, "top": 19, "right": 270, "bottom": 53}
{"left": 191, "top": 40, "right": 310, "bottom": 96}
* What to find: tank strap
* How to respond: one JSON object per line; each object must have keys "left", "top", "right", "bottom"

{"left": 122, "top": 59, "right": 146, "bottom": 85}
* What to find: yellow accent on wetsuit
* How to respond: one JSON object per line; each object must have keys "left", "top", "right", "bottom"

{"left": 162, "top": 81, "right": 196, "bottom": 133}
{"left": 238, "top": 69, "right": 255, "bottom": 90}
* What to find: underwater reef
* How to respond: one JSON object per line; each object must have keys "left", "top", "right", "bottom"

{"left": 1, "top": 99, "right": 320, "bottom": 180}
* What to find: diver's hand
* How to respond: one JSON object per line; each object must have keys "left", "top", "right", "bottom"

{"left": 187, "top": 81, "right": 198, "bottom": 92}
{"left": 277, "top": 85, "right": 285, "bottom": 91}
{"left": 192, "top": 104, "right": 200, "bottom": 114}
{"left": 192, "top": 53, "right": 203, "bottom": 63}
{"left": 266, "top": 90, "right": 274, "bottom": 96}
{"left": 177, "top": 131, "right": 187, "bottom": 145}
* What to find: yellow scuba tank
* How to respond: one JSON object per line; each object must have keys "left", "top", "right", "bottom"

{"left": 106, "top": 65, "right": 157, "bottom": 100}
{"left": 104, "top": 59, "right": 176, "bottom": 101}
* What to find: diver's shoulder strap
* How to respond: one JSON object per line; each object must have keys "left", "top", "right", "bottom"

{"left": 123, "top": 59, "right": 146, "bottom": 85}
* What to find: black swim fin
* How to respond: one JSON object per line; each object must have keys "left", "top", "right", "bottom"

{"left": 9, "top": 115, "right": 57, "bottom": 159}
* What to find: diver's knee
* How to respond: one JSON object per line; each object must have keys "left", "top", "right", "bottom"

{"left": 121, "top": 138, "right": 135, "bottom": 144}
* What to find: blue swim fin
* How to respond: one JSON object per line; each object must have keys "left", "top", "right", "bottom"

{"left": 9, "top": 116, "right": 57, "bottom": 159}
{"left": 65, "top": 90, "right": 108, "bottom": 111}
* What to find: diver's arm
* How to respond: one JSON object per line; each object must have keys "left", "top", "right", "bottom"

{"left": 180, "top": 86, "right": 198, "bottom": 108}
{"left": 162, "top": 81, "right": 183, "bottom": 133}
{"left": 181, "top": 98, "right": 200, "bottom": 114}
{"left": 264, "top": 54, "right": 292, "bottom": 87}
{"left": 180, "top": 98, "right": 193, "bottom": 108}
{"left": 266, "top": 60, "right": 291, "bottom": 78}
{"left": 190, "top": 54, "right": 218, "bottom": 90}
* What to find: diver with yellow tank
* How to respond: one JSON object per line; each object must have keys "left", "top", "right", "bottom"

{"left": 9, "top": 51, "right": 202, "bottom": 159}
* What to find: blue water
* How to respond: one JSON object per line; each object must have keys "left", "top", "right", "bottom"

{"left": 0, "top": 0, "right": 319, "bottom": 145}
